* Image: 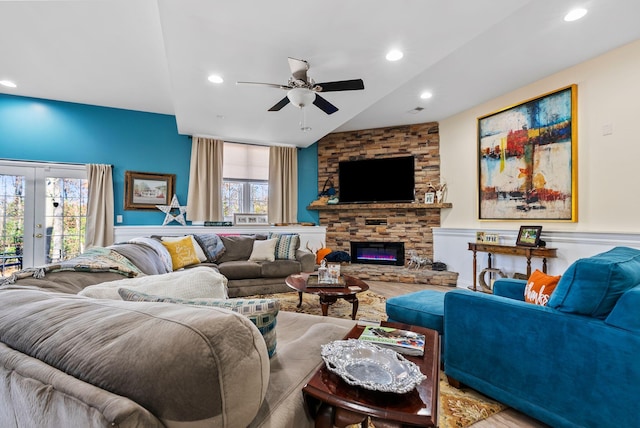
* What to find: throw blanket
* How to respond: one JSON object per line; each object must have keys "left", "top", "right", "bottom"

{"left": 0, "top": 247, "right": 143, "bottom": 286}
{"left": 78, "top": 266, "right": 228, "bottom": 300}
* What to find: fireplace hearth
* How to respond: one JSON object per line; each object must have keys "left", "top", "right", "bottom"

{"left": 350, "top": 242, "right": 405, "bottom": 266}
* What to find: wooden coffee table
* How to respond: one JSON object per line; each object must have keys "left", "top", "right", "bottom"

{"left": 285, "top": 273, "right": 370, "bottom": 320}
{"left": 303, "top": 321, "right": 440, "bottom": 427}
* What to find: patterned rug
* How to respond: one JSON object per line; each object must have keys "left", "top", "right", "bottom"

{"left": 250, "top": 290, "right": 508, "bottom": 428}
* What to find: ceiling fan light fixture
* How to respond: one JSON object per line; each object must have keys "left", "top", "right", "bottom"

{"left": 287, "top": 87, "right": 315, "bottom": 108}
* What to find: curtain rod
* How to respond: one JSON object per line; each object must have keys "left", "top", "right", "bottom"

{"left": 0, "top": 158, "right": 113, "bottom": 167}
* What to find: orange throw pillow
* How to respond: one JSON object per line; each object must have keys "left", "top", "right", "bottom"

{"left": 316, "top": 247, "right": 332, "bottom": 265}
{"left": 524, "top": 269, "right": 561, "bottom": 306}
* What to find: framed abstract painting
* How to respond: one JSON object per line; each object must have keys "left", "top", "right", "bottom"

{"left": 477, "top": 85, "right": 577, "bottom": 221}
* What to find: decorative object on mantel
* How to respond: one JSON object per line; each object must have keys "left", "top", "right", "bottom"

{"left": 318, "top": 177, "right": 336, "bottom": 197}
{"left": 156, "top": 194, "right": 187, "bottom": 226}
{"left": 435, "top": 178, "right": 447, "bottom": 203}
{"left": 424, "top": 192, "right": 435, "bottom": 204}
{"left": 309, "top": 196, "right": 329, "bottom": 206}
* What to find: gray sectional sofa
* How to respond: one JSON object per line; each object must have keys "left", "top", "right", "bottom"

{"left": 0, "top": 234, "right": 355, "bottom": 427}
{"left": 125, "top": 232, "right": 315, "bottom": 297}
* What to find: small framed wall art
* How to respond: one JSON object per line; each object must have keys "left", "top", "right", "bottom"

{"left": 124, "top": 171, "right": 175, "bottom": 210}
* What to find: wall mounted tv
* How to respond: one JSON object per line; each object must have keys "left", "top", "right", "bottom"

{"left": 338, "top": 156, "right": 415, "bottom": 204}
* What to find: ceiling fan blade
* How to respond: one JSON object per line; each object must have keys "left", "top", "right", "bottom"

{"left": 288, "top": 57, "right": 309, "bottom": 82}
{"left": 315, "top": 79, "right": 365, "bottom": 92}
{"left": 268, "top": 96, "right": 291, "bottom": 112}
{"left": 237, "top": 81, "right": 291, "bottom": 90}
{"left": 313, "top": 94, "right": 339, "bottom": 115}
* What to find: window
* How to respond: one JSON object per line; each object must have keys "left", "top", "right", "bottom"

{"left": 222, "top": 143, "right": 269, "bottom": 222}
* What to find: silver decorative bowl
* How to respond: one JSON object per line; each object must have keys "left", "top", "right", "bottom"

{"left": 321, "top": 339, "right": 426, "bottom": 394}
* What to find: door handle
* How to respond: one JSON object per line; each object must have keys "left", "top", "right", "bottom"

{"left": 35, "top": 233, "right": 43, "bottom": 238}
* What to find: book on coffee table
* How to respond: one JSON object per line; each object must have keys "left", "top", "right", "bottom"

{"left": 358, "top": 326, "right": 425, "bottom": 356}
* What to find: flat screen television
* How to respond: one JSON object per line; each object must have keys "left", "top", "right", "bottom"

{"left": 338, "top": 156, "right": 415, "bottom": 203}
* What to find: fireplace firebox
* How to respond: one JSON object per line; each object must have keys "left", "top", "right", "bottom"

{"left": 350, "top": 242, "right": 405, "bottom": 266}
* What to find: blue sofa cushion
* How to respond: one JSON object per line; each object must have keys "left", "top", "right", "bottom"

{"left": 605, "top": 285, "right": 640, "bottom": 332}
{"left": 548, "top": 246, "right": 640, "bottom": 318}
{"left": 386, "top": 290, "right": 445, "bottom": 334}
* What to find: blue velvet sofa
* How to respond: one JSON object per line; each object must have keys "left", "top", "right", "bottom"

{"left": 444, "top": 246, "right": 640, "bottom": 428}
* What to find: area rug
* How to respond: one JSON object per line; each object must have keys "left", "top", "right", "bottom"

{"left": 249, "top": 290, "right": 508, "bottom": 428}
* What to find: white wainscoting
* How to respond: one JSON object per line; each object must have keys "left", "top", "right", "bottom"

{"left": 433, "top": 228, "right": 640, "bottom": 289}
{"left": 114, "top": 225, "right": 327, "bottom": 252}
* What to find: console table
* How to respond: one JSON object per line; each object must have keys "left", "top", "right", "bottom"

{"left": 468, "top": 243, "right": 557, "bottom": 292}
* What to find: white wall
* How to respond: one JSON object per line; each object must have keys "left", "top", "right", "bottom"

{"left": 436, "top": 39, "right": 640, "bottom": 286}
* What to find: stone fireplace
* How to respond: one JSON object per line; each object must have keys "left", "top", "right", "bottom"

{"left": 350, "top": 241, "right": 404, "bottom": 266}
{"left": 308, "top": 121, "right": 459, "bottom": 286}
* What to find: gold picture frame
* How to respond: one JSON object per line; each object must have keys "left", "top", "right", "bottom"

{"left": 478, "top": 84, "right": 577, "bottom": 221}
{"left": 124, "top": 171, "right": 175, "bottom": 210}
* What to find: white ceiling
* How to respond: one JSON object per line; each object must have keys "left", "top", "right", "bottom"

{"left": 2, "top": 0, "right": 640, "bottom": 148}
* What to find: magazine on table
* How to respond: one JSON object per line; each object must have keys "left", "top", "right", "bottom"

{"left": 358, "top": 326, "right": 425, "bottom": 356}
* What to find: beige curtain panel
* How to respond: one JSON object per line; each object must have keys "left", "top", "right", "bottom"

{"left": 268, "top": 146, "right": 298, "bottom": 223}
{"left": 85, "top": 164, "right": 114, "bottom": 248}
{"left": 187, "top": 136, "right": 224, "bottom": 221}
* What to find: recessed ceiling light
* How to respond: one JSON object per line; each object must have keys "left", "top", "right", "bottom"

{"left": 564, "top": 8, "right": 587, "bottom": 22}
{"left": 386, "top": 49, "right": 403, "bottom": 61}
{"left": 420, "top": 91, "right": 433, "bottom": 100}
{"left": 0, "top": 80, "right": 17, "bottom": 88}
{"left": 207, "top": 74, "right": 224, "bottom": 84}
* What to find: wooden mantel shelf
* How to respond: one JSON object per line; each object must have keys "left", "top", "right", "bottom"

{"left": 307, "top": 202, "right": 452, "bottom": 211}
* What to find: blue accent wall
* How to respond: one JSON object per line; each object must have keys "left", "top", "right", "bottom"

{"left": 0, "top": 94, "right": 191, "bottom": 225}
{"left": 297, "top": 143, "right": 319, "bottom": 224}
{"left": 1, "top": 93, "right": 320, "bottom": 225}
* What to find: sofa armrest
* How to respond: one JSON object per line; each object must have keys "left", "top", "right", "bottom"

{"left": 492, "top": 278, "right": 526, "bottom": 301}
{"left": 444, "top": 289, "right": 640, "bottom": 428}
{"left": 296, "top": 249, "right": 316, "bottom": 272}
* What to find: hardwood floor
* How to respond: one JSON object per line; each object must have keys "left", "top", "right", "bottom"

{"left": 366, "top": 280, "right": 549, "bottom": 428}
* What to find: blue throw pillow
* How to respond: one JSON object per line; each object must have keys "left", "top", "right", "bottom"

{"left": 193, "top": 234, "right": 226, "bottom": 262}
{"left": 118, "top": 288, "right": 279, "bottom": 357}
{"left": 548, "top": 247, "right": 640, "bottom": 318}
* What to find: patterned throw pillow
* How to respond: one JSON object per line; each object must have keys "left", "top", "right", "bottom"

{"left": 117, "top": 288, "right": 279, "bottom": 357}
{"left": 161, "top": 236, "right": 201, "bottom": 270}
{"left": 524, "top": 269, "right": 561, "bottom": 306}
{"left": 193, "top": 234, "right": 226, "bottom": 262}
{"left": 268, "top": 233, "right": 300, "bottom": 260}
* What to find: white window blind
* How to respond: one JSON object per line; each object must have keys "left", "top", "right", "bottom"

{"left": 223, "top": 142, "right": 269, "bottom": 180}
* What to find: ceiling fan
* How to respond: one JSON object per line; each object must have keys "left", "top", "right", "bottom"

{"left": 237, "top": 57, "right": 364, "bottom": 115}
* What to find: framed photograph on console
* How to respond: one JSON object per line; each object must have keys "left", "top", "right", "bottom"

{"left": 516, "top": 226, "right": 542, "bottom": 247}
{"left": 124, "top": 171, "right": 175, "bottom": 210}
{"left": 234, "top": 213, "right": 269, "bottom": 225}
{"left": 477, "top": 85, "right": 577, "bottom": 221}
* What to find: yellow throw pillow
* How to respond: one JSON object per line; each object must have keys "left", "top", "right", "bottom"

{"left": 524, "top": 269, "right": 561, "bottom": 306}
{"left": 161, "top": 236, "right": 201, "bottom": 270}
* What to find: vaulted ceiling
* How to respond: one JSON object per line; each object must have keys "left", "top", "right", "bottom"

{"left": 2, "top": 0, "right": 639, "bottom": 148}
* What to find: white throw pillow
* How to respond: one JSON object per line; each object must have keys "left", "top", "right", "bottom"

{"left": 78, "top": 266, "right": 228, "bottom": 300}
{"left": 249, "top": 238, "right": 278, "bottom": 262}
{"left": 161, "top": 235, "right": 207, "bottom": 262}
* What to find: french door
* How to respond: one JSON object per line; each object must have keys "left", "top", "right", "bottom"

{"left": 0, "top": 160, "right": 87, "bottom": 273}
